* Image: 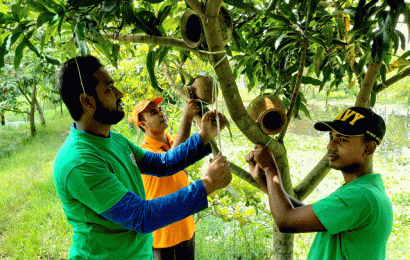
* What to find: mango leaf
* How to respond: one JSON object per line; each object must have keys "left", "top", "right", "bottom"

{"left": 301, "top": 76, "right": 322, "bottom": 86}
{"left": 146, "top": 50, "right": 163, "bottom": 92}
{"left": 0, "top": 34, "right": 10, "bottom": 68}
{"left": 143, "top": 0, "right": 165, "bottom": 4}
{"left": 224, "top": 0, "right": 257, "bottom": 13}
{"left": 44, "top": 56, "right": 60, "bottom": 65}
{"left": 67, "top": 0, "right": 104, "bottom": 8}
{"left": 155, "top": 5, "right": 172, "bottom": 26}
{"left": 11, "top": 1, "right": 21, "bottom": 22}
{"left": 36, "top": 11, "right": 55, "bottom": 27}
{"left": 101, "top": 0, "right": 118, "bottom": 12}
{"left": 14, "top": 40, "right": 26, "bottom": 70}
{"left": 112, "top": 43, "right": 120, "bottom": 67}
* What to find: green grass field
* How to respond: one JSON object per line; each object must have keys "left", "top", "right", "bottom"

{"left": 0, "top": 100, "right": 409, "bottom": 259}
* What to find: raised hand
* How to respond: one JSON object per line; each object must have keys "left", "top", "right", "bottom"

{"left": 246, "top": 150, "right": 268, "bottom": 193}
{"left": 253, "top": 144, "right": 279, "bottom": 176}
{"left": 201, "top": 152, "right": 232, "bottom": 195}
{"left": 198, "top": 110, "right": 227, "bottom": 145}
{"left": 183, "top": 98, "right": 199, "bottom": 121}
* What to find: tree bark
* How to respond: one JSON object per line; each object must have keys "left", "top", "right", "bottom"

{"left": 30, "top": 85, "right": 36, "bottom": 137}
{"left": 355, "top": 61, "right": 382, "bottom": 107}
{"left": 272, "top": 229, "right": 294, "bottom": 260}
{"left": 0, "top": 111, "right": 4, "bottom": 125}
{"left": 35, "top": 96, "right": 46, "bottom": 125}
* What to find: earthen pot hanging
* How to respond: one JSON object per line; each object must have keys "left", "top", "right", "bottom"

{"left": 247, "top": 95, "right": 287, "bottom": 135}
{"left": 184, "top": 75, "right": 216, "bottom": 105}
{"left": 180, "top": 6, "right": 233, "bottom": 48}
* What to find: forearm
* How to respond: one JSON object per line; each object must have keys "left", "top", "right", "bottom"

{"left": 101, "top": 180, "right": 208, "bottom": 234}
{"left": 138, "top": 133, "right": 211, "bottom": 176}
{"left": 265, "top": 170, "right": 295, "bottom": 229}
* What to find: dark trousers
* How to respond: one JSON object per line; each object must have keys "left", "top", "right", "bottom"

{"left": 152, "top": 233, "right": 195, "bottom": 260}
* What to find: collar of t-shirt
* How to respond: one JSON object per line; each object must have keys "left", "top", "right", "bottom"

{"left": 142, "top": 133, "right": 174, "bottom": 152}
{"left": 73, "top": 123, "right": 111, "bottom": 138}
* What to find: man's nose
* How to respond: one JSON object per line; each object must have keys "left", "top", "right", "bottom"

{"left": 114, "top": 87, "right": 124, "bottom": 98}
{"left": 327, "top": 139, "right": 336, "bottom": 151}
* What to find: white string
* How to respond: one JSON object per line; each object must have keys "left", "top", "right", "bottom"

{"left": 213, "top": 54, "right": 227, "bottom": 69}
{"left": 265, "top": 138, "right": 273, "bottom": 147}
{"left": 213, "top": 77, "right": 222, "bottom": 153}
{"left": 74, "top": 58, "right": 86, "bottom": 95}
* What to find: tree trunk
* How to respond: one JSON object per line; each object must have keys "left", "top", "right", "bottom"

{"left": 30, "top": 85, "right": 36, "bottom": 137}
{"left": 272, "top": 229, "right": 294, "bottom": 260}
{"left": 0, "top": 111, "right": 5, "bottom": 125}
{"left": 35, "top": 96, "right": 46, "bottom": 125}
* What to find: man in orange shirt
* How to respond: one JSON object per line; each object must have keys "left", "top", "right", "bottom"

{"left": 131, "top": 96, "right": 200, "bottom": 260}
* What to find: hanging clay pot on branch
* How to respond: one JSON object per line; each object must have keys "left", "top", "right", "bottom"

{"left": 247, "top": 94, "right": 287, "bottom": 135}
{"left": 183, "top": 75, "right": 216, "bottom": 105}
{"left": 180, "top": 6, "right": 233, "bottom": 49}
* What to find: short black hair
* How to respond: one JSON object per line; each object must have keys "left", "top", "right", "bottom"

{"left": 57, "top": 55, "right": 102, "bottom": 121}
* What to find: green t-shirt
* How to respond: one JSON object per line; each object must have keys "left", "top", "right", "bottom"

{"left": 308, "top": 174, "right": 393, "bottom": 260}
{"left": 54, "top": 126, "right": 152, "bottom": 260}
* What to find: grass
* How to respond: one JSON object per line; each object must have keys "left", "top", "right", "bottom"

{"left": 1, "top": 101, "right": 409, "bottom": 259}
{"left": 0, "top": 110, "right": 72, "bottom": 259}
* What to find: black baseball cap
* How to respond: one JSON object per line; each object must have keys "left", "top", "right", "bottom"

{"left": 314, "top": 107, "right": 386, "bottom": 145}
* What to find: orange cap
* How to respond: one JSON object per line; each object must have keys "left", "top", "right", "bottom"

{"left": 131, "top": 97, "right": 163, "bottom": 127}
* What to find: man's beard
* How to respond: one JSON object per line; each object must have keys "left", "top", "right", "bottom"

{"left": 93, "top": 98, "right": 124, "bottom": 125}
{"left": 330, "top": 162, "right": 361, "bottom": 174}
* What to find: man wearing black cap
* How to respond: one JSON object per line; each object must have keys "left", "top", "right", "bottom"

{"left": 246, "top": 107, "right": 393, "bottom": 259}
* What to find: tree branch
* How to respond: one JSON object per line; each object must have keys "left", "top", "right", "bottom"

{"left": 355, "top": 60, "right": 381, "bottom": 107}
{"left": 101, "top": 32, "right": 209, "bottom": 60}
{"left": 0, "top": 107, "right": 29, "bottom": 114}
{"left": 374, "top": 66, "right": 410, "bottom": 93}
{"left": 278, "top": 38, "right": 308, "bottom": 142}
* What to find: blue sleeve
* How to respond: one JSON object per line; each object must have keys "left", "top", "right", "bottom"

{"left": 138, "top": 132, "right": 212, "bottom": 177}
{"left": 100, "top": 180, "right": 208, "bottom": 234}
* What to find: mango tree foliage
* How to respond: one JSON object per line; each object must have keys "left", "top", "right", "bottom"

{"left": 2, "top": 0, "right": 410, "bottom": 258}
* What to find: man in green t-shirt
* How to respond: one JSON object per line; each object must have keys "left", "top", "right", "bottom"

{"left": 54, "top": 55, "right": 232, "bottom": 260}
{"left": 246, "top": 107, "right": 393, "bottom": 259}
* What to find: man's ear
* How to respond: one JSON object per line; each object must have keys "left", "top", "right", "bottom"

{"left": 364, "top": 140, "right": 377, "bottom": 156}
{"left": 139, "top": 121, "right": 147, "bottom": 131}
{"left": 79, "top": 93, "right": 95, "bottom": 112}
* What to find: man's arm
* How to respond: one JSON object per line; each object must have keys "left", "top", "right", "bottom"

{"left": 138, "top": 110, "right": 227, "bottom": 177}
{"left": 251, "top": 145, "right": 326, "bottom": 233}
{"left": 171, "top": 98, "right": 198, "bottom": 149}
{"left": 100, "top": 152, "right": 231, "bottom": 234}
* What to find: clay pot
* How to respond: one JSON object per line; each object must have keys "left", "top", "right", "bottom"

{"left": 188, "top": 75, "right": 216, "bottom": 105}
{"left": 180, "top": 6, "right": 233, "bottom": 48}
{"left": 181, "top": 9, "right": 204, "bottom": 48}
{"left": 247, "top": 95, "right": 287, "bottom": 135}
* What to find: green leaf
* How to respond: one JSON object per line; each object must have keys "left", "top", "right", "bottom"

{"left": 156, "top": 4, "right": 172, "bottom": 26}
{"left": 14, "top": 40, "right": 26, "bottom": 70}
{"left": 270, "top": 14, "right": 291, "bottom": 26}
{"left": 112, "top": 43, "right": 120, "bottom": 67}
{"left": 146, "top": 50, "right": 163, "bottom": 92}
{"left": 143, "top": 0, "right": 165, "bottom": 4}
{"left": 301, "top": 76, "right": 322, "bottom": 86}
{"left": 11, "top": 1, "right": 21, "bottom": 21}
{"left": 0, "top": 3, "right": 10, "bottom": 14}
{"left": 0, "top": 35, "right": 11, "bottom": 68}
{"left": 37, "top": 11, "right": 55, "bottom": 28}
{"left": 224, "top": 0, "right": 257, "bottom": 13}
{"left": 309, "top": 36, "right": 326, "bottom": 48}
{"left": 68, "top": 0, "right": 104, "bottom": 8}
{"left": 44, "top": 56, "right": 60, "bottom": 65}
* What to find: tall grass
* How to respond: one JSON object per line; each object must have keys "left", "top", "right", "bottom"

{"left": 0, "top": 111, "right": 72, "bottom": 259}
